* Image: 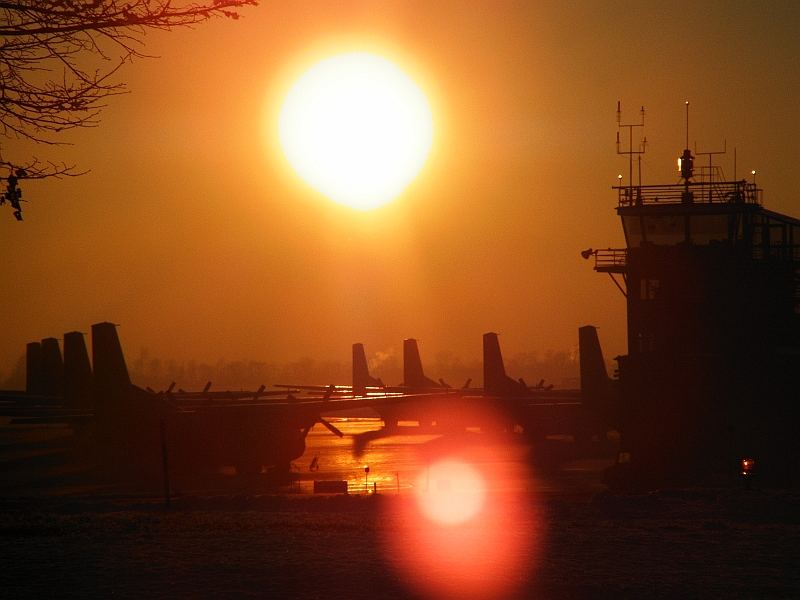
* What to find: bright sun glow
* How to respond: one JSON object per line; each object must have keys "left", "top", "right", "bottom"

{"left": 279, "top": 52, "right": 433, "bottom": 210}
{"left": 415, "top": 459, "right": 486, "bottom": 525}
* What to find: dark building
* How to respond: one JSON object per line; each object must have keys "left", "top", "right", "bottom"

{"left": 595, "top": 144, "right": 799, "bottom": 486}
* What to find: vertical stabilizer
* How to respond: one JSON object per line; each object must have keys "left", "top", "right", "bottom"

{"left": 483, "top": 332, "right": 525, "bottom": 396}
{"left": 91, "top": 322, "right": 130, "bottom": 400}
{"left": 63, "top": 331, "right": 93, "bottom": 409}
{"left": 90, "top": 322, "right": 161, "bottom": 480}
{"left": 25, "top": 342, "right": 43, "bottom": 395}
{"left": 352, "top": 343, "right": 381, "bottom": 395}
{"left": 579, "top": 326, "right": 607, "bottom": 387}
{"left": 578, "top": 325, "right": 615, "bottom": 424}
{"left": 40, "top": 337, "right": 64, "bottom": 397}
{"left": 403, "top": 339, "right": 440, "bottom": 389}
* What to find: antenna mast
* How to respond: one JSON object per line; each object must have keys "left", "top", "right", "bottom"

{"left": 678, "top": 101, "right": 695, "bottom": 203}
{"left": 616, "top": 101, "right": 646, "bottom": 191}
{"left": 685, "top": 100, "right": 689, "bottom": 149}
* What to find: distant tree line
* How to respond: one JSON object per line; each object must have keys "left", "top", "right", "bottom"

{"left": 128, "top": 350, "right": 352, "bottom": 391}
{"left": 128, "top": 347, "right": 582, "bottom": 391}
{"left": 1, "top": 347, "right": 589, "bottom": 392}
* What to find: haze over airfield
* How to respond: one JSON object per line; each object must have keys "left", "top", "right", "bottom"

{"left": 1, "top": 1, "right": 798, "bottom": 379}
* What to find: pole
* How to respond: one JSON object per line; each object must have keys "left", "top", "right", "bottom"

{"left": 685, "top": 101, "right": 689, "bottom": 149}
{"left": 629, "top": 126, "right": 633, "bottom": 192}
{"left": 160, "top": 417, "right": 171, "bottom": 509}
{"left": 616, "top": 102, "right": 645, "bottom": 192}
{"left": 637, "top": 154, "right": 642, "bottom": 188}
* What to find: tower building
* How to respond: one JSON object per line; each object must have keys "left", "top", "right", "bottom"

{"left": 593, "top": 106, "right": 799, "bottom": 485}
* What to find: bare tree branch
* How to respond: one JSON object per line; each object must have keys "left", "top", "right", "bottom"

{"left": 0, "top": 0, "right": 256, "bottom": 219}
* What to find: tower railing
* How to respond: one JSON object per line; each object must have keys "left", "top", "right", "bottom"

{"left": 594, "top": 248, "right": 627, "bottom": 272}
{"left": 615, "top": 180, "right": 760, "bottom": 207}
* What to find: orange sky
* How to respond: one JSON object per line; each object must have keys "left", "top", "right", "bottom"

{"left": 1, "top": 1, "right": 798, "bottom": 381}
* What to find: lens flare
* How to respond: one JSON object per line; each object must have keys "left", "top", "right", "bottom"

{"left": 415, "top": 459, "right": 486, "bottom": 525}
{"left": 382, "top": 427, "right": 540, "bottom": 600}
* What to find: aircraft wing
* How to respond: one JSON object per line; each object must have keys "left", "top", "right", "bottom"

{"left": 0, "top": 393, "right": 93, "bottom": 424}
{"left": 274, "top": 384, "right": 354, "bottom": 392}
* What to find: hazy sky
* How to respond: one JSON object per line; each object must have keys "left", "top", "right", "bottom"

{"left": 1, "top": 1, "right": 798, "bottom": 381}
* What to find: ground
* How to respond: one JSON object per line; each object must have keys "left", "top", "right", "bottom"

{"left": 1, "top": 490, "right": 798, "bottom": 599}
{"left": 2, "top": 420, "right": 798, "bottom": 598}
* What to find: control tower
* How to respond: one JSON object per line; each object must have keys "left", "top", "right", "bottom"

{"left": 593, "top": 105, "right": 800, "bottom": 486}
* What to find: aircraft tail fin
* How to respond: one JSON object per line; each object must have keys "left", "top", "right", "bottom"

{"left": 91, "top": 322, "right": 132, "bottom": 412}
{"left": 63, "top": 331, "right": 93, "bottom": 409}
{"left": 579, "top": 325, "right": 616, "bottom": 424}
{"left": 352, "top": 343, "right": 381, "bottom": 395}
{"left": 403, "top": 339, "right": 440, "bottom": 389}
{"left": 40, "top": 337, "right": 64, "bottom": 397}
{"left": 483, "top": 332, "right": 525, "bottom": 396}
{"left": 90, "top": 322, "right": 162, "bottom": 479}
{"left": 25, "top": 341, "right": 43, "bottom": 395}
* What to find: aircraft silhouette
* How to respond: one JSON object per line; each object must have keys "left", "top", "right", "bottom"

{"left": 308, "top": 328, "right": 618, "bottom": 453}
{"left": 0, "top": 323, "right": 431, "bottom": 483}
{"left": 2, "top": 323, "right": 617, "bottom": 483}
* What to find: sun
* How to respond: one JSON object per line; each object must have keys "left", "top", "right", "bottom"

{"left": 278, "top": 52, "right": 433, "bottom": 210}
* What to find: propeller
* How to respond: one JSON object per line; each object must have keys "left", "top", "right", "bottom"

{"left": 318, "top": 417, "right": 344, "bottom": 438}
{"left": 352, "top": 428, "right": 391, "bottom": 457}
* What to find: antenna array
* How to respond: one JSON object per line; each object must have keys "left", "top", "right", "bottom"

{"left": 616, "top": 101, "right": 646, "bottom": 189}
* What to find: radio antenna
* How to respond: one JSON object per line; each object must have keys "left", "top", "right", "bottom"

{"left": 616, "top": 101, "right": 646, "bottom": 190}
{"left": 685, "top": 100, "right": 689, "bottom": 149}
{"left": 678, "top": 101, "right": 695, "bottom": 190}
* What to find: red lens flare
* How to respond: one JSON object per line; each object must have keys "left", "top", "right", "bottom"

{"left": 415, "top": 459, "right": 486, "bottom": 525}
{"left": 381, "top": 429, "right": 541, "bottom": 600}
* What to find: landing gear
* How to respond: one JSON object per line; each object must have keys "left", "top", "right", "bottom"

{"left": 266, "top": 461, "right": 293, "bottom": 486}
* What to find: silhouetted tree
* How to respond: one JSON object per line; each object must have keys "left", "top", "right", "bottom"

{"left": 0, "top": 0, "right": 256, "bottom": 219}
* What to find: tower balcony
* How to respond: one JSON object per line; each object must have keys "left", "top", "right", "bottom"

{"left": 593, "top": 248, "right": 627, "bottom": 273}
